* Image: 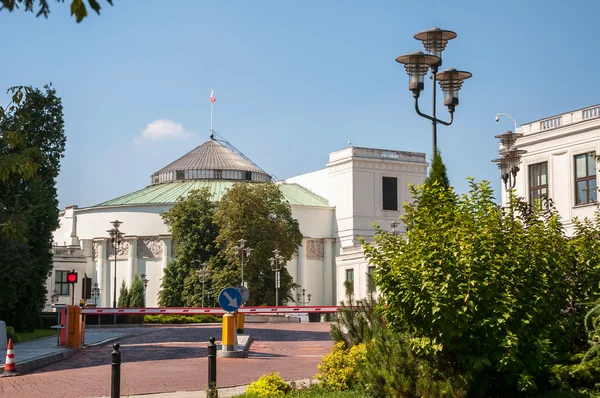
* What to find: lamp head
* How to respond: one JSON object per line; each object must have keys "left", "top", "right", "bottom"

{"left": 495, "top": 115, "right": 500, "bottom": 122}
{"left": 395, "top": 50, "right": 440, "bottom": 93}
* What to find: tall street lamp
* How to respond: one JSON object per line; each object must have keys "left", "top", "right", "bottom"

{"left": 140, "top": 273, "right": 149, "bottom": 306}
{"left": 107, "top": 220, "right": 124, "bottom": 324}
{"left": 492, "top": 131, "right": 527, "bottom": 191}
{"left": 395, "top": 27, "right": 472, "bottom": 157}
{"left": 196, "top": 263, "right": 210, "bottom": 308}
{"left": 297, "top": 289, "right": 311, "bottom": 306}
{"left": 269, "top": 249, "right": 284, "bottom": 306}
{"left": 233, "top": 239, "right": 253, "bottom": 288}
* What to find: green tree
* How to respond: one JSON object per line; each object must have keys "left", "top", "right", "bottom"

{"left": 363, "top": 179, "right": 579, "bottom": 396}
{"left": 0, "top": 85, "right": 65, "bottom": 331}
{"left": 1, "top": 0, "right": 113, "bottom": 22}
{"left": 425, "top": 149, "right": 450, "bottom": 189}
{"left": 117, "top": 281, "right": 129, "bottom": 308}
{"left": 129, "top": 274, "right": 145, "bottom": 308}
{"left": 159, "top": 188, "right": 220, "bottom": 307}
{"left": 214, "top": 182, "right": 303, "bottom": 306}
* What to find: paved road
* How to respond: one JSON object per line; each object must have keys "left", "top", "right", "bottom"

{"left": 0, "top": 323, "right": 333, "bottom": 398}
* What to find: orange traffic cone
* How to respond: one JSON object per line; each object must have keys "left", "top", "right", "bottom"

{"left": 0, "top": 338, "right": 19, "bottom": 377}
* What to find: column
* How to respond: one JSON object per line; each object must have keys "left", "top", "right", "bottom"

{"left": 323, "top": 238, "right": 334, "bottom": 305}
{"left": 95, "top": 239, "right": 108, "bottom": 307}
{"left": 297, "top": 238, "right": 307, "bottom": 293}
{"left": 160, "top": 235, "right": 172, "bottom": 275}
{"left": 127, "top": 237, "right": 138, "bottom": 285}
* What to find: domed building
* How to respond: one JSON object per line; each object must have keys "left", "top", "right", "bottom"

{"left": 49, "top": 136, "right": 427, "bottom": 309}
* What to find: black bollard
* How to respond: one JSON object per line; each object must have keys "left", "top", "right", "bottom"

{"left": 207, "top": 337, "right": 218, "bottom": 398}
{"left": 111, "top": 343, "right": 121, "bottom": 398}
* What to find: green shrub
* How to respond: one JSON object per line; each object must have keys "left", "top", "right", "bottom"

{"left": 245, "top": 372, "right": 290, "bottom": 396}
{"left": 550, "top": 354, "right": 600, "bottom": 391}
{"left": 316, "top": 341, "right": 366, "bottom": 391}
{"left": 117, "top": 281, "right": 129, "bottom": 308}
{"left": 143, "top": 314, "right": 222, "bottom": 324}
{"left": 6, "top": 326, "right": 19, "bottom": 343}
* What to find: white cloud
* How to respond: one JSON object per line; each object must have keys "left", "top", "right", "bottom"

{"left": 135, "top": 119, "right": 194, "bottom": 144}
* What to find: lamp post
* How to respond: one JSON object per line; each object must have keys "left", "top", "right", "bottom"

{"left": 297, "top": 289, "right": 311, "bottom": 306}
{"left": 492, "top": 131, "right": 527, "bottom": 191}
{"left": 395, "top": 27, "right": 472, "bottom": 157}
{"left": 390, "top": 220, "right": 399, "bottom": 236}
{"left": 140, "top": 273, "right": 149, "bottom": 306}
{"left": 51, "top": 289, "right": 59, "bottom": 305}
{"left": 196, "top": 263, "right": 210, "bottom": 308}
{"left": 233, "top": 239, "right": 253, "bottom": 288}
{"left": 91, "top": 283, "right": 101, "bottom": 305}
{"left": 107, "top": 220, "right": 124, "bottom": 324}
{"left": 269, "top": 249, "right": 284, "bottom": 306}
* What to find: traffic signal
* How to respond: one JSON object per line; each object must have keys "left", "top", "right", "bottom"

{"left": 67, "top": 271, "right": 78, "bottom": 284}
{"left": 82, "top": 276, "right": 92, "bottom": 299}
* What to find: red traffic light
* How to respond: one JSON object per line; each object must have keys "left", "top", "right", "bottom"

{"left": 67, "top": 271, "right": 78, "bottom": 284}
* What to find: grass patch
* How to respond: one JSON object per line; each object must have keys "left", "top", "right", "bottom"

{"left": 17, "top": 329, "right": 57, "bottom": 343}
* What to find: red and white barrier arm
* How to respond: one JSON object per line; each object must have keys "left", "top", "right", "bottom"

{"left": 81, "top": 306, "right": 340, "bottom": 315}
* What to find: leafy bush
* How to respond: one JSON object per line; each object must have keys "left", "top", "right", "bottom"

{"left": 550, "top": 354, "right": 600, "bottom": 391}
{"left": 363, "top": 180, "right": 594, "bottom": 395}
{"left": 245, "top": 372, "right": 290, "bottom": 396}
{"left": 316, "top": 342, "right": 366, "bottom": 391}
{"left": 143, "top": 314, "right": 222, "bottom": 324}
{"left": 6, "top": 326, "right": 19, "bottom": 343}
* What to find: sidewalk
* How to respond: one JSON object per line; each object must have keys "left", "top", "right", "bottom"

{"left": 0, "top": 330, "right": 127, "bottom": 374}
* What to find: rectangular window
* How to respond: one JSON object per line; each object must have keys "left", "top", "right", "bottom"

{"left": 366, "top": 266, "right": 375, "bottom": 293}
{"left": 575, "top": 152, "right": 597, "bottom": 205}
{"left": 528, "top": 162, "right": 548, "bottom": 207}
{"left": 214, "top": 169, "right": 223, "bottom": 179}
{"left": 382, "top": 177, "right": 398, "bottom": 211}
{"left": 176, "top": 170, "right": 184, "bottom": 180}
{"left": 55, "top": 270, "right": 70, "bottom": 296}
{"left": 244, "top": 171, "right": 252, "bottom": 181}
{"left": 345, "top": 268, "right": 354, "bottom": 295}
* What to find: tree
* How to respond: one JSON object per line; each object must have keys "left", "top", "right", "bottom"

{"left": 129, "top": 274, "right": 145, "bottom": 308}
{"left": 0, "top": 85, "right": 65, "bottom": 331}
{"left": 117, "top": 281, "right": 129, "bottom": 308}
{"left": 363, "top": 179, "right": 586, "bottom": 396}
{"left": 425, "top": 149, "right": 450, "bottom": 189}
{"left": 158, "top": 188, "right": 220, "bottom": 307}
{"left": 0, "top": 0, "right": 113, "bottom": 22}
{"left": 214, "top": 182, "right": 303, "bottom": 306}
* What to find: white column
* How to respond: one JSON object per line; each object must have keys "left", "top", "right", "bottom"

{"left": 95, "top": 239, "right": 108, "bottom": 307}
{"left": 127, "top": 237, "right": 138, "bottom": 285}
{"left": 323, "top": 238, "right": 334, "bottom": 305}
{"left": 297, "top": 238, "right": 307, "bottom": 293}
{"left": 160, "top": 235, "right": 172, "bottom": 275}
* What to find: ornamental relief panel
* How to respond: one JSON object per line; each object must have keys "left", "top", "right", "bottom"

{"left": 108, "top": 241, "right": 129, "bottom": 258}
{"left": 137, "top": 238, "right": 163, "bottom": 258}
{"left": 93, "top": 242, "right": 99, "bottom": 259}
{"left": 306, "top": 239, "right": 324, "bottom": 260}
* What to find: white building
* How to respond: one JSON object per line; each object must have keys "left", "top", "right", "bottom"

{"left": 49, "top": 138, "right": 427, "bottom": 309}
{"left": 497, "top": 104, "right": 600, "bottom": 234}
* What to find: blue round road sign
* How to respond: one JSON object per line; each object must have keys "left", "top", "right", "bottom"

{"left": 218, "top": 287, "right": 242, "bottom": 312}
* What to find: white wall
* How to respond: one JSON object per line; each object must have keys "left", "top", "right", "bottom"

{"left": 284, "top": 168, "right": 330, "bottom": 201}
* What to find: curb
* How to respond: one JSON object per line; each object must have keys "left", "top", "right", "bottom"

{"left": 0, "top": 348, "right": 76, "bottom": 374}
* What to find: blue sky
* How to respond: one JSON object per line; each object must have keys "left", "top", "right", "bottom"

{"left": 1, "top": 0, "right": 599, "bottom": 208}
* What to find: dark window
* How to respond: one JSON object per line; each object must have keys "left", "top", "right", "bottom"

{"left": 214, "top": 169, "right": 223, "bottom": 179}
{"left": 575, "top": 152, "right": 597, "bottom": 205}
{"left": 244, "top": 171, "right": 252, "bottom": 181}
{"left": 176, "top": 170, "right": 185, "bottom": 180}
{"left": 382, "top": 177, "right": 398, "bottom": 211}
{"left": 367, "top": 266, "right": 375, "bottom": 293}
{"left": 345, "top": 268, "right": 354, "bottom": 295}
{"left": 529, "top": 162, "right": 548, "bottom": 207}
{"left": 55, "top": 270, "right": 70, "bottom": 296}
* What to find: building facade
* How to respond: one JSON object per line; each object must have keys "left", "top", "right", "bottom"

{"left": 49, "top": 139, "right": 427, "bottom": 310}
{"left": 498, "top": 104, "right": 600, "bottom": 234}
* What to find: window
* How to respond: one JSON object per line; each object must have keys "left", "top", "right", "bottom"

{"left": 345, "top": 268, "right": 354, "bottom": 295}
{"left": 529, "top": 162, "right": 548, "bottom": 207}
{"left": 575, "top": 152, "right": 597, "bottom": 205}
{"left": 214, "top": 169, "right": 223, "bottom": 179}
{"left": 244, "top": 171, "right": 252, "bottom": 181}
{"left": 366, "top": 266, "right": 375, "bottom": 293}
{"left": 382, "top": 177, "right": 398, "bottom": 211}
{"left": 176, "top": 170, "right": 184, "bottom": 180}
{"left": 55, "top": 270, "right": 70, "bottom": 295}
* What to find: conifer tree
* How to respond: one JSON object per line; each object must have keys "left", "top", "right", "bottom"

{"left": 129, "top": 274, "right": 145, "bottom": 308}
{"left": 117, "top": 281, "right": 129, "bottom": 308}
{"left": 425, "top": 149, "right": 450, "bottom": 189}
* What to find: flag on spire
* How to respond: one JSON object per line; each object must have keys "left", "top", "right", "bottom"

{"left": 210, "top": 90, "right": 216, "bottom": 103}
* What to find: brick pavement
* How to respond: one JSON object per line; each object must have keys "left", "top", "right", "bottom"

{"left": 0, "top": 323, "right": 333, "bottom": 398}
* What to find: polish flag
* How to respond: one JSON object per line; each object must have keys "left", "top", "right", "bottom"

{"left": 210, "top": 90, "right": 216, "bottom": 103}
